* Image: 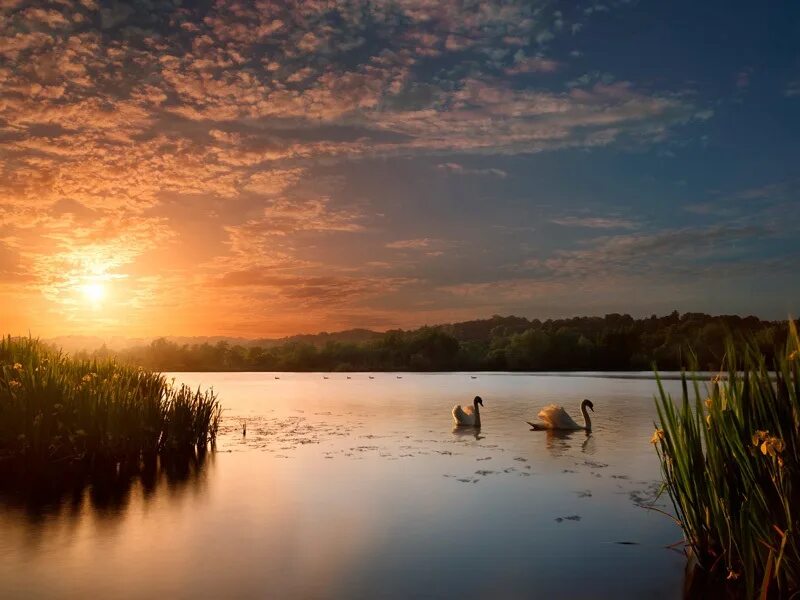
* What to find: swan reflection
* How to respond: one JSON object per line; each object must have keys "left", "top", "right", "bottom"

{"left": 451, "top": 427, "right": 484, "bottom": 441}
{"left": 543, "top": 429, "right": 593, "bottom": 457}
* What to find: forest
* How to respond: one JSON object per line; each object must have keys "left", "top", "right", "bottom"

{"left": 73, "top": 312, "right": 796, "bottom": 372}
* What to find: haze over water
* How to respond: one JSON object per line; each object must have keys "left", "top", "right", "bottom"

{"left": 0, "top": 373, "right": 688, "bottom": 599}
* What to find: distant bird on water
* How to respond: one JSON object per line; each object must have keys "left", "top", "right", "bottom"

{"left": 242, "top": 421, "right": 247, "bottom": 437}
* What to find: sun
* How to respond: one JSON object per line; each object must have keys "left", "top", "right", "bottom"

{"left": 81, "top": 282, "right": 106, "bottom": 304}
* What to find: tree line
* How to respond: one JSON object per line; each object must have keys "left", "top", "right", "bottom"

{"left": 76, "top": 312, "right": 795, "bottom": 372}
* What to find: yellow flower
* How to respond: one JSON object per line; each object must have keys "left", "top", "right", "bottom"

{"left": 706, "top": 415, "right": 712, "bottom": 427}
{"left": 12, "top": 362, "right": 22, "bottom": 371}
{"left": 650, "top": 429, "right": 665, "bottom": 444}
{"left": 759, "top": 434, "right": 785, "bottom": 458}
{"left": 752, "top": 430, "right": 768, "bottom": 447}
{"left": 727, "top": 570, "right": 740, "bottom": 581}
{"left": 705, "top": 397, "right": 712, "bottom": 408}
{"left": 9, "top": 380, "right": 21, "bottom": 389}
{"left": 789, "top": 350, "right": 799, "bottom": 361}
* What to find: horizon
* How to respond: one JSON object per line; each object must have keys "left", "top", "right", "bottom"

{"left": 2, "top": 1, "right": 799, "bottom": 338}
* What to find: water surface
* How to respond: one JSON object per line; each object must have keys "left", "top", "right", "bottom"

{"left": 0, "top": 372, "right": 689, "bottom": 599}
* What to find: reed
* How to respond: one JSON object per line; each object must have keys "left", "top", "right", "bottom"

{"left": 0, "top": 336, "right": 221, "bottom": 474}
{"left": 653, "top": 323, "right": 799, "bottom": 598}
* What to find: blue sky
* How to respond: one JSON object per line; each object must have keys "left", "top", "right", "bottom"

{"left": 1, "top": 0, "right": 798, "bottom": 336}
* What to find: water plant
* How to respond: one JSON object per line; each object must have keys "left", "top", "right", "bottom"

{"left": 0, "top": 336, "right": 221, "bottom": 475}
{"left": 652, "top": 323, "right": 799, "bottom": 598}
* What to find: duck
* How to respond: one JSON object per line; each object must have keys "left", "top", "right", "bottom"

{"left": 452, "top": 396, "right": 484, "bottom": 427}
{"left": 526, "top": 399, "right": 594, "bottom": 432}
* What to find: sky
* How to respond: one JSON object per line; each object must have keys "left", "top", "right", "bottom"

{"left": 1, "top": 0, "right": 799, "bottom": 338}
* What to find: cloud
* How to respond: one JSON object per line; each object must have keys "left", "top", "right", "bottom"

{"left": 384, "top": 238, "right": 455, "bottom": 257}
{"left": 505, "top": 55, "right": 560, "bottom": 75}
{"left": 735, "top": 68, "right": 752, "bottom": 89}
{"left": 551, "top": 216, "right": 638, "bottom": 229}
{"left": 368, "top": 80, "right": 702, "bottom": 156}
{"left": 437, "top": 163, "right": 508, "bottom": 177}
{"left": 0, "top": 0, "right": 724, "bottom": 335}
{"left": 386, "top": 238, "right": 435, "bottom": 250}
{"left": 242, "top": 169, "right": 306, "bottom": 196}
{"left": 533, "top": 225, "right": 767, "bottom": 279}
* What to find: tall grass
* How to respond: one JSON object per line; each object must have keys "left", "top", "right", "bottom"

{"left": 653, "top": 324, "right": 799, "bottom": 598}
{"left": 0, "top": 336, "right": 221, "bottom": 474}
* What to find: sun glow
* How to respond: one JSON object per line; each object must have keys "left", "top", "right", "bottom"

{"left": 81, "top": 282, "right": 106, "bottom": 305}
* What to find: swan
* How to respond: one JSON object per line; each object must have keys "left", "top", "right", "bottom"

{"left": 526, "top": 399, "right": 594, "bottom": 432}
{"left": 452, "top": 396, "right": 484, "bottom": 427}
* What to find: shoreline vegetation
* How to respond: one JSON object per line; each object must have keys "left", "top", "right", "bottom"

{"left": 0, "top": 336, "right": 221, "bottom": 484}
{"left": 653, "top": 324, "right": 799, "bottom": 598}
{"left": 70, "top": 312, "right": 797, "bottom": 373}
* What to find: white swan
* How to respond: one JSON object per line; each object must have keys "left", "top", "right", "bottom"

{"left": 452, "top": 396, "right": 484, "bottom": 427}
{"left": 526, "top": 399, "right": 594, "bottom": 432}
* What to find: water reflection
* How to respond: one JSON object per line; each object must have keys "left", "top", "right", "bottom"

{"left": 539, "top": 429, "right": 593, "bottom": 457}
{"left": 0, "top": 373, "right": 690, "bottom": 599}
{"left": 451, "top": 427, "right": 484, "bottom": 441}
{"left": 0, "top": 451, "right": 213, "bottom": 524}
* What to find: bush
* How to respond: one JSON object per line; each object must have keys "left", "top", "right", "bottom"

{"left": 0, "top": 336, "right": 221, "bottom": 474}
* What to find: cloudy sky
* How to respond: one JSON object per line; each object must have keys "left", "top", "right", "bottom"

{"left": 1, "top": 0, "right": 799, "bottom": 337}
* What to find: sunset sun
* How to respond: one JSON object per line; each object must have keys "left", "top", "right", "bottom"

{"left": 81, "top": 282, "right": 106, "bottom": 305}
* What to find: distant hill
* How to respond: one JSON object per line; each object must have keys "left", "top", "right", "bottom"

{"left": 47, "top": 328, "right": 384, "bottom": 353}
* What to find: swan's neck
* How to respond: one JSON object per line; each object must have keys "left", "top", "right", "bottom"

{"left": 473, "top": 401, "right": 481, "bottom": 428}
{"left": 581, "top": 404, "right": 592, "bottom": 432}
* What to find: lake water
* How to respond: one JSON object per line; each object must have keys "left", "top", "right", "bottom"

{"left": 0, "top": 372, "right": 691, "bottom": 599}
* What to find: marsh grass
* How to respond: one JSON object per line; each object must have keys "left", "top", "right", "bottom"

{"left": 0, "top": 336, "right": 221, "bottom": 475}
{"left": 653, "top": 323, "right": 799, "bottom": 598}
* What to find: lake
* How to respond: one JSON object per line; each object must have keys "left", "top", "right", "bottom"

{"left": 0, "top": 372, "right": 690, "bottom": 599}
